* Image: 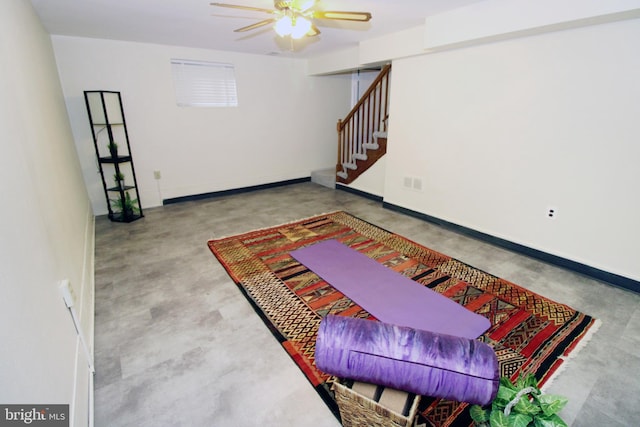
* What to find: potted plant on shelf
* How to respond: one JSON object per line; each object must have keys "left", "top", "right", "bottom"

{"left": 470, "top": 374, "right": 568, "bottom": 427}
{"left": 108, "top": 141, "right": 118, "bottom": 158}
{"left": 111, "top": 192, "right": 139, "bottom": 220}
{"left": 114, "top": 171, "right": 125, "bottom": 189}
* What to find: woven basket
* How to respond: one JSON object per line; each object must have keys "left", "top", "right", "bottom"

{"left": 333, "top": 381, "right": 420, "bottom": 427}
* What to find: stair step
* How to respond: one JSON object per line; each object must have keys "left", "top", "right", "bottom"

{"left": 344, "top": 162, "right": 357, "bottom": 170}
{"left": 311, "top": 168, "right": 336, "bottom": 189}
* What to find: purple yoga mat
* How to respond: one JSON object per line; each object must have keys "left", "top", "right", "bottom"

{"left": 290, "top": 239, "right": 490, "bottom": 339}
{"left": 316, "top": 315, "right": 499, "bottom": 405}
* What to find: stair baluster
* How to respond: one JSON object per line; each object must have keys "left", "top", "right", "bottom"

{"left": 336, "top": 64, "right": 391, "bottom": 184}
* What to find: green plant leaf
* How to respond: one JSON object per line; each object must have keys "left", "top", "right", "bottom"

{"left": 533, "top": 413, "right": 568, "bottom": 427}
{"left": 500, "top": 376, "right": 517, "bottom": 390}
{"left": 497, "top": 385, "right": 518, "bottom": 403}
{"left": 492, "top": 399, "right": 508, "bottom": 413}
{"left": 515, "top": 374, "right": 538, "bottom": 393}
{"left": 470, "top": 405, "right": 490, "bottom": 423}
{"left": 489, "top": 410, "right": 510, "bottom": 427}
{"left": 535, "top": 394, "right": 568, "bottom": 416}
{"left": 488, "top": 411, "right": 532, "bottom": 427}
{"left": 507, "top": 413, "right": 533, "bottom": 427}
{"left": 513, "top": 395, "right": 541, "bottom": 416}
{"left": 110, "top": 193, "right": 139, "bottom": 214}
{"left": 485, "top": 376, "right": 568, "bottom": 427}
{"left": 523, "top": 374, "right": 540, "bottom": 391}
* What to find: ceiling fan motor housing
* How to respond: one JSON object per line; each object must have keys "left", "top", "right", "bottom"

{"left": 275, "top": 1, "right": 298, "bottom": 11}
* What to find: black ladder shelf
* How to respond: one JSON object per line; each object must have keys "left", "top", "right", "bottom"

{"left": 84, "top": 90, "right": 143, "bottom": 223}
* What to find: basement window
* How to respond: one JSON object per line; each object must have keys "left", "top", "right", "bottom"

{"left": 170, "top": 59, "right": 238, "bottom": 107}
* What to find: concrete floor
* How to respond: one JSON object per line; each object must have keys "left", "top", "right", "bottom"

{"left": 93, "top": 182, "right": 640, "bottom": 426}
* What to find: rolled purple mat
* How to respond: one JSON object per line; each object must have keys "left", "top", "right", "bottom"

{"left": 316, "top": 315, "right": 499, "bottom": 406}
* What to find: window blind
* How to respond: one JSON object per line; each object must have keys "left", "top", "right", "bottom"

{"left": 170, "top": 59, "right": 238, "bottom": 107}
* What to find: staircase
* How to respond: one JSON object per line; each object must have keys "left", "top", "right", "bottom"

{"left": 336, "top": 64, "right": 391, "bottom": 185}
{"left": 311, "top": 168, "right": 336, "bottom": 189}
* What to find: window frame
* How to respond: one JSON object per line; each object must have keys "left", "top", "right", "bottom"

{"left": 170, "top": 59, "right": 238, "bottom": 108}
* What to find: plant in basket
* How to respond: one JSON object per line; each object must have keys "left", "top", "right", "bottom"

{"left": 469, "top": 374, "right": 568, "bottom": 427}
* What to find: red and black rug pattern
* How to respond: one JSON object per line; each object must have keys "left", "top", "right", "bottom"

{"left": 208, "top": 211, "right": 598, "bottom": 427}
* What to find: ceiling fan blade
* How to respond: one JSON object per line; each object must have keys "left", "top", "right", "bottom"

{"left": 210, "top": 3, "right": 275, "bottom": 14}
{"left": 313, "top": 10, "right": 372, "bottom": 22}
{"left": 307, "top": 23, "right": 320, "bottom": 37}
{"left": 298, "top": 0, "right": 317, "bottom": 12}
{"left": 234, "top": 18, "right": 276, "bottom": 32}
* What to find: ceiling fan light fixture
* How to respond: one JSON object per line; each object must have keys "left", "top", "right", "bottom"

{"left": 290, "top": 16, "right": 312, "bottom": 39}
{"left": 274, "top": 14, "right": 312, "bottom": 39}
{"left": 211, "top": 2, "right": 371, "bottom": 41}
{"left": 274, "top": 15, "right": 293, "bottom": 37}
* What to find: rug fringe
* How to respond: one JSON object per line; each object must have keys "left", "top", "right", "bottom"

{"left": 207, "top": 211, "right": 343, "bottom": 241}
{"left": 540, "top": 318, "right": 602, "bottom": 392}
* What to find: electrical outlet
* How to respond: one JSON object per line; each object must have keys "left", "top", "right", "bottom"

{"left": 403, "top": 176, "right": 412, "bottom": 188}
{"left": 412, "top": 177, "right": 423, "bottom": 191}
{"left": 546, "top": 207, "right": 557, "bottom": 219}
{"left": 153, "top": 170, "right": 161, "bottom": 180}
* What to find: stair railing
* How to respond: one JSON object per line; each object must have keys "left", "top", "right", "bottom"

{"left": 337, "top": 64, "right": 391, "bottom": 180}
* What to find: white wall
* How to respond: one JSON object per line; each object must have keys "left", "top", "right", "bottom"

{"left": 385, "top": 18, "right": 640, "bottom": 281}
{"left": 0, "top": 1, "right": 94, "bottom": 426}
{"left": 52, "top": 36, "right": 352, "bottom": 213}
{"left": 347, "top": 158, "right": 386, "bottom": 197}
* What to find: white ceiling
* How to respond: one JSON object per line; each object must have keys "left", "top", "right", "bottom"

{"left": 30, "top": 0, "right": 486, "bottom": 58}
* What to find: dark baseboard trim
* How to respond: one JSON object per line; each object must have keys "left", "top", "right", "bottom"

{"left": 336, "top": 184, "right": 384, "bottom": 203}
{"left": 163, "top": 177, "right": 311, "bottom": 205}
{"left": 383, "top": 202, "right": 639, "bottom": 294}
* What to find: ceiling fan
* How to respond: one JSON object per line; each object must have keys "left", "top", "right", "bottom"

{"left": 210, "top": 0, "right": 372, "bottom": 39}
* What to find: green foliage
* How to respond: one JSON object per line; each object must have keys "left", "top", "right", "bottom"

{"left": 110, "top": 192, "right": 139, "bottom": 218}
{"left": 108, "top": 141, "right": 118, "bottom": 156}
{"left": 470, "top": 405, "right": 490, "bottom": 424}
{"left": 537, "top": 394, "right": 569, "bottom": 417}
{"left": 470, "top": 374, "right": 568, "bottom": 427}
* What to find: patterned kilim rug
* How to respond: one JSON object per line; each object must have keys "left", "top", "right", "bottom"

{"left": 207, "top": 211, "right": 598, "bottom": 426}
